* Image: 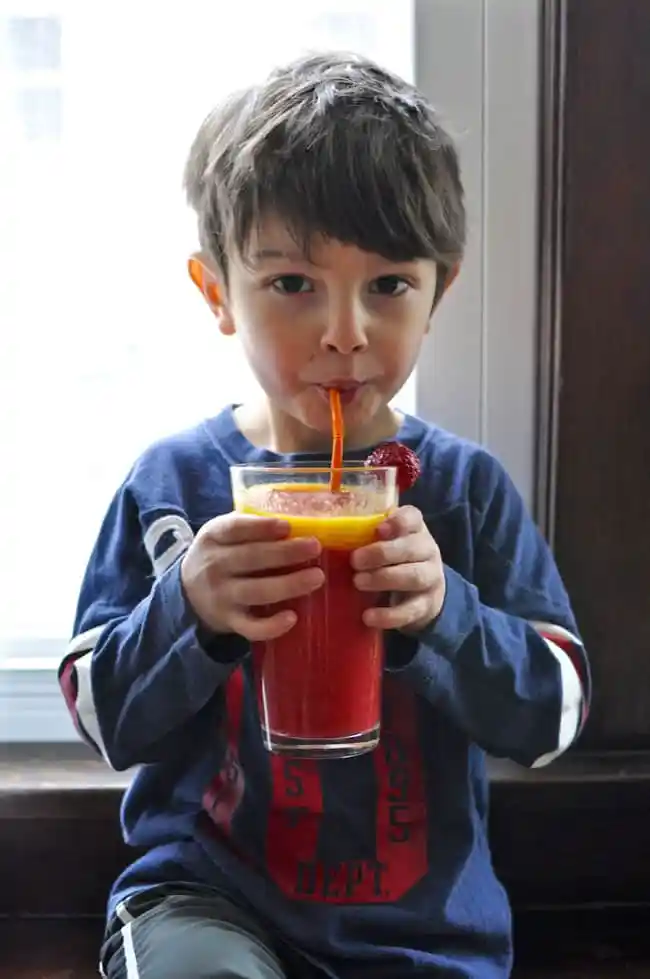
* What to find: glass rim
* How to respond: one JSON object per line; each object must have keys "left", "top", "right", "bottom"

{"left": 230, "top": 462, "right": 396, "bottom": 476}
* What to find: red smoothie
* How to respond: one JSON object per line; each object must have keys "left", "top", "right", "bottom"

{"left": 241, "top": 484, "right": 392, "bottom": 757}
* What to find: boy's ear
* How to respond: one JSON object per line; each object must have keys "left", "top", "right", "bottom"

{"left": 445, "top": 261, "right": 461, "bottom": 292}
{"left": 426, "top": 261, "right": 462, "bottom": 329}
{"left": 435, "top": 262, "right": 461, "bottom": 304}
{"left": 187, "top": 255, "right": 235, "bottom": 336}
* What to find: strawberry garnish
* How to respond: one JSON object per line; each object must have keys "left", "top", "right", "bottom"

{"left": 365, "top": 441, "right": 421, "bottom": 492}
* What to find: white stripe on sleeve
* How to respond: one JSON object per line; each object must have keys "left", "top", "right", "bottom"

{"left": 66, "top": 624, "right": 105, "bottom": 656}
{"left": 73, "top": 649, "right": 111, "bottom": 764}
{"left": 530, "top": 622, "right": 585, "bottom": 768}
{"left": 143, "top": 514, "right": 194, "bottom": 578}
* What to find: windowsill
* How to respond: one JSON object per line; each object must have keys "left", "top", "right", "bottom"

{"left": 0, "top": 742, "right": 130, "bottom": 792}
{"left": 3, "top": 743, "right": 650, "bottom": 794}
{"left": 2, "top": 744, "right": 650, "bottom": 913}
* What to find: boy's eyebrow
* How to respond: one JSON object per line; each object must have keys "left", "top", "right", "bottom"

{"left": 251, "top": 248, "right": 311, "bottom": 263}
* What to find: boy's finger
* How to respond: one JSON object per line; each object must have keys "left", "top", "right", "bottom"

{"left": 229, "top": 567, "right": 325, "bottom": 607}
{"left": 203, "top": 513, "right": 290, "bottom": 544}
{"left": 351, "top": 532, "right": 434, "bottom": 571}
{"left": 222, "top": 536, "right": 321, "bottom": 575}
{"left": 354, "top": 562, "right": 436, "bottom": 593}
{"left": 363, "top": 593, "right": 430, "bottom": 630}
{"left": 376, "top": 505, "right": 424, "bottom": 540}
{"left": 230, "top": 609, "right": 298, "bottom": 643}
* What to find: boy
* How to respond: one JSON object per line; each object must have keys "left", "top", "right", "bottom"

{"left": 59, "top": 52, "right": 590, "bottom": 979}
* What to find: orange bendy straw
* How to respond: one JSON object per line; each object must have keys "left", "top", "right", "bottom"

{"left": 329, "top": 389, "right": 344, "bottom": 492}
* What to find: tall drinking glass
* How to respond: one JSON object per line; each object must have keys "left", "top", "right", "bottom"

{"left": 230, "top": 464, "right": 397, "bottom": 759}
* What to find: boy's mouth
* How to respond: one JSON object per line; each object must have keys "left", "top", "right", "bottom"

{"left": 315, "top": 382, "right": 364, "bottom": 406}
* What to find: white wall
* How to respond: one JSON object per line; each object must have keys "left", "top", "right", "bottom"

{"left": 414, "top": 0, "right": 540, "bottom": 508}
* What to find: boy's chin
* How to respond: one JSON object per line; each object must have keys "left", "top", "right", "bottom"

{"left": 298, "top": 411, "right": 341, "bottom": 443}
{"left": 298, "top": 397, "right": 388, "bottom": 447}
{"left": 301, "top": 398, "right": 363, "bottom": 431}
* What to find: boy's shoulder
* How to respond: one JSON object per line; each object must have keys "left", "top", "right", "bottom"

{"left": 128, "top": 406, "right": 242, "bottom": 474}
{"left": 121, "top": 409, "right": 235, "bottom": 520}
{"left": 130, "top": 418, "right": 217, "bottom": 473}
{"left": 407, "top": 414, "right": 521, "bottom": 520}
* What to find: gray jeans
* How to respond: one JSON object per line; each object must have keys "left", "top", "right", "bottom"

{"left": 100, "top": 885, "right": 289, "bottom": 979}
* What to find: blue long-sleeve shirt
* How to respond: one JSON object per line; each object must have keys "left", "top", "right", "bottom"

{"left": 59, "top": 406, "right": 590, "bottom": 979}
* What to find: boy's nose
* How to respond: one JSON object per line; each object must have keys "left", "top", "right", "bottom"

{"left": 320, "top": 302, "right": 369, "bottom": 354}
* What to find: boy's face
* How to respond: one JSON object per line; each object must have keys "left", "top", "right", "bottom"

{"left": 204, "top": 217, "right": 439, "bottom": 450}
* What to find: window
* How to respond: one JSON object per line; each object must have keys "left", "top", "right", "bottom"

{"left": 0, "top": 1, "right": 416, "bottom": 740}
{"left": 1, "top": 1, "right": 541, "bottom": 744}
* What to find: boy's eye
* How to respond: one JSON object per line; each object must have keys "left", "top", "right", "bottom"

{"left": 369, "top": 275, "right": 410, "bottom": 297}
{"left": 271, "top": 275, "right": 313, "bottom": 295}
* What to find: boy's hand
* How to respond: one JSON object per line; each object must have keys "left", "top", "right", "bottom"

{"left": 351, "top": 506, "right": 445, "bottom": 633}
{"left": 181, "top": 514, "right": 324, "bottom": 641}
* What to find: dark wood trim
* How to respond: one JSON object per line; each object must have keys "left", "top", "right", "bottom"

{"left": 537, "top": 0, "right": 650, "bottom": 749}
{"left": 535, "top": 0, "right": 566, "bottom": 542}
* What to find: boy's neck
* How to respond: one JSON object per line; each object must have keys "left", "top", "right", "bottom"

{"left": 234, "top": 399, "right": 402, "bottom": 455}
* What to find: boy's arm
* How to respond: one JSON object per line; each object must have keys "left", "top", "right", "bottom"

{"left": 385, "top": 458, "right": 590, "bottom": 769}
{"left": 58, "top": 485, "right": 248, "bottom": 771}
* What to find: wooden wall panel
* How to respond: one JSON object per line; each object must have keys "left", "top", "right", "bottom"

{"left": 538, "top": 0, "right": 650, "bottom": 748}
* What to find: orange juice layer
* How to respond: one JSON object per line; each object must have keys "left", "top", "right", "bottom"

{"left": 237, "top": 483, "right": 392, "bottom": 549}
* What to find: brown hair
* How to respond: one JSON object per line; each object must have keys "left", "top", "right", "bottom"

{"left": 184, "top": 51, "right": 466, "bottom": 302}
